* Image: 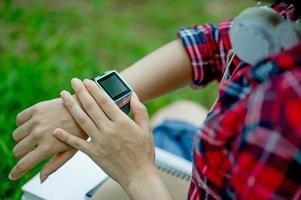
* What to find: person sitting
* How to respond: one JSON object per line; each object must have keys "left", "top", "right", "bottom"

{"left": 9, "top": 0, "right": 300, "bottom": 199}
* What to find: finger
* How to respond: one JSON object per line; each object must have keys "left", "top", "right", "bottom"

{"left": 53, "top": 128, "right": 90, "bottom": 155}
{"left": 40, "top": 149, "right": 76, "bottom": 183}
{"left": 71, "top": 78, "right": 111, "bottom": 130}
{"left": 12, "top": 133, "right": 37, "bottom": 159}
{"left": 83, "top": 79, "right": 122, "bottom": 120}
{"left": 131, "top": 93, "right": 149, "bottom": 129}
{"left": 9, "top": 148, "right": 44, "bottom": 181}
{"left": 60, "top": 90, "right": 98, "bottom": 139}
{"left": 16, "top": 106, "right": 34, "bottom": 127}
{"left": 12, "top": 118, "right": 34, "bottom": 143}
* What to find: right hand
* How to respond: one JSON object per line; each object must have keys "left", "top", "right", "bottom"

{"left": 9, "top": 97, "right": 88, "bottom": 182}
{"left": 53, "top": 79, "right": 172, "bottom": 200}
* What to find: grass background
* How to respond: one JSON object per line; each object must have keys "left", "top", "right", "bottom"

{"left": 0, "top": 0, "right": 253, "bottom": 199}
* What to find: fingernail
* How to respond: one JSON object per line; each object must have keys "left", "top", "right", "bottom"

{"left": 8, "top": 172, "right": 18, "bottom": 181}
{"left": 40, "top": 173, "right": 48, "bottom": 184}
{"left": 60, "top": 90, "right": 69, "bottom": 99}
{"left": 8, "top": 172, "right": 13, "bottom": 180}
{"left": 133, "top": 93, "right": 140, "bottom": 101}
{"left": 71, "top": 78, "right": 82, "bottom": 91}
{"left": 83, "top": 79, "right": 93, "bottom": 87}
{"left": 83, "top": 79, "right": 89, "bottom": 84}
{"left": 53, "top": 128, "right": 61, "bottom": 135}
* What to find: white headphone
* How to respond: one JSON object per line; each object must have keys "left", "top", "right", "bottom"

{"left": 230, "top": 6, "right": 300, "bottom": 65}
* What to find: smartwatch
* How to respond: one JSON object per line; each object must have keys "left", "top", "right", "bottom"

{"left": 91, "top": 70, "right": 133, "bottom": 114}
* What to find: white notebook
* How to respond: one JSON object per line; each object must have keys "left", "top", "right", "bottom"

{"left": 22, "top": 148, "right": 192, "bottom": 200}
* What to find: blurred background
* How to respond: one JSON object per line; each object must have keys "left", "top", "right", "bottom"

{"left": 0, "top": 0, "right": 253, "bottom": 199}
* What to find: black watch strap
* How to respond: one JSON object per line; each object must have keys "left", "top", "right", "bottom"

{"left": 121, "top": 103, "right": 130, "bottom": 114}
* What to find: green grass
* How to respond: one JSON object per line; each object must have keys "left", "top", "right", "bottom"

{"left": 0, "top": 0, "right": 253, "bottom": 199}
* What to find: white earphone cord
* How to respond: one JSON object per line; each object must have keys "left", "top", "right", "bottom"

{"left": 221, "top": 50, "right": 236, "bottom": 84}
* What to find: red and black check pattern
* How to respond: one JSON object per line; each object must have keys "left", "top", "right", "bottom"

{"left": 178, "top": 3, "right": 300, "bottom": 200}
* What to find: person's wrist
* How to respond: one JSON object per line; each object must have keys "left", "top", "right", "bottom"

{"left": 124, "top": 165, "right": 160, "bottom": 196}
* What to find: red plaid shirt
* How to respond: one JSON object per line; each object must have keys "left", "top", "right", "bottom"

{"left": 178, "top": 3, "right": 301, "bottom": 200}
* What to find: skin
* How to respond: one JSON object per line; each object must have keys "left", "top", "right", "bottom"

{"left": 53, "top": 78, "right": 172, "bottom": 199}
{"left": 10, "top": 0, "right": 297, "bottom": 197}
{"left": 9, "top": 39, "right": 191, "bottom": 182}
{"left": 10, "top": 97, "right": 87, "bottom": 181}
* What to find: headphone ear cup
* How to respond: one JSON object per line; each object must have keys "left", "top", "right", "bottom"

{"left": 276, "top": 21, "right": 301, "bottom": 50}
{"left": 230, "top": 7, "right": 283, "bottom": 65}
{"left": 230, "top": 20, "right": 273, "bottom": 65}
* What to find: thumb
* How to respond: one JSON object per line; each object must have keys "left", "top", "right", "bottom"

{"left": 130, "top": 93, "right": 149, "bottom": 129}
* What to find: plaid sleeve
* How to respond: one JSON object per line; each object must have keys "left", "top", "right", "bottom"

{"left": 178, "top": 20, "right": 233, "bottom": 88}
{"left": 231, "top": 71, "right": 301, "bottom": 199}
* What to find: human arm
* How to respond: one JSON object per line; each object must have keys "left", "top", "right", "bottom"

{"left": 10, "top": 20, "right": 230, "bottom": 181}
{"left": 9, "top": 38, "right": 195, "bottom": 182}
{"left": 121, "top": 39, "right": 192, "bottom": 102}
{"left": 53, "top": 78, "right": 173, "bottom": 200}
{"left": 8, "top": 39, "right": 192, "bottom": 181}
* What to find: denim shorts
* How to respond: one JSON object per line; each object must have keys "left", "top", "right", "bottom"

{"left": 153, "top": 120, "right": 198, "bottom": 161}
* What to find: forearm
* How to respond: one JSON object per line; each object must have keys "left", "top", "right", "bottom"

{"left": 125, "top": 168, "right": 173, "bottom": 200}
{"left": 67, "top": 40, "right": 190, "bottom": 136}
{"left": 121, "top": 39, "right": 192, "bottom": 102}
{"left": 10, "top": 39, "right": 191, "bottom": 182}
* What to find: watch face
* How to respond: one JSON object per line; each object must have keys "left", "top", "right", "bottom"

{"left": 96, "top": 72, "right": 131, "bottom": 101}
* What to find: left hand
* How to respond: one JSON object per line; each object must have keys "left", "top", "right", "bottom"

{"left": 9, "top": 96, "right": 87, "bottom": 182}
{"left": 52, "top": 78, "right": 157, "bottom": 190}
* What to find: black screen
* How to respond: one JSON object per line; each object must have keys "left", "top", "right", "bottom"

{"left": 96, "top": 72, "right": 130, "bottom": 100}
